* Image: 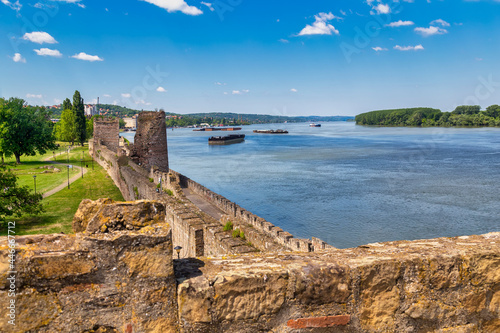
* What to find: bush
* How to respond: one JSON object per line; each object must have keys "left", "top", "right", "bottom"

{"left": 239, "top": 230, "right": 245, "bottom": 240}
{"left": 149, "top": 178, "right": 154, "bottom": 182}
{"left": 165, "top": 189, "right": 173, "bottom": 196}
{"left": 232, "top": 229, "right": 240, "bottom": 238}
{"left": 223, "top": 220, "right": 233, "bottom": 231}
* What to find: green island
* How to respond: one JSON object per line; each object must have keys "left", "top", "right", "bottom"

{"left": 355, "top": 105, "right": 500, "bottom": 127}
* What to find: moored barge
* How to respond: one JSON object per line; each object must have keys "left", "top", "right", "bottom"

{"left": 208, "top": 134, "right": 245, "bottom": 145}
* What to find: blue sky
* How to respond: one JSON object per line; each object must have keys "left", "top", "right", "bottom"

{"left": 1, "top": 0, "right": 500, "bottom": 116}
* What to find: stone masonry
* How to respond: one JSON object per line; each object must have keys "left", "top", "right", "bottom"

{"left": 131, "top": 111, "right": 169, "bottom": 172}
{"left": 93, "top": 118, "right": 120, "bottom": 152}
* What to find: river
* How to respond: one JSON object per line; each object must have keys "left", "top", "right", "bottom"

{"left": 122, "top": 122, "right": 500, "bottom": 249}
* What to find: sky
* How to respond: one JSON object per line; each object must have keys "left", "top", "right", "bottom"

{"left": 1, "top": 0, "right": 500, "bottom": 117}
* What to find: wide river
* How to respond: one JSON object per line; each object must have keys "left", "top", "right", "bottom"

{"left": 122, "top": 122, "right": 500, "bottom": 249}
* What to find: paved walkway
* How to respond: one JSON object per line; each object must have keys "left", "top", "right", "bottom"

{"left": 182, "top": 187, "right": 225, "bottom": 220}
{"left": 41, "top": 152, "right": 88, "bottom": 198}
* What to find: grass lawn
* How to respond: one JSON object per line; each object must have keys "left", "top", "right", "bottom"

{"left": 1, "top": 144, "right": 124, "bottom": 236}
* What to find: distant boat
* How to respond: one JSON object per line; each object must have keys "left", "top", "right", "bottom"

{"left": 253, "top": 129, "right": 288, "bottom": 134}
{"left": 310, "top": 123, "right": 321, "bottom": 127}
{"left": 208, "top": 134, "right": 245, "bottom": 145}
{"left": 194, "top": 127, "right": 242, "bottom": 132}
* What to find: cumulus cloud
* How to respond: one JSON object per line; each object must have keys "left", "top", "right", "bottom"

{"left": 156, "top": 86, "right": 167, "bottom": 92}
{"left": 394, "top": 44, "right": 424, "bottom": 51}
{"left": 372, "top": 3, "right": 390, "bottom": 15}
{"left": 298, "top": 12, "right": 340, "bottom": 36}
{"left": 200, "top": 1, "right": 214, "bottom": 11}
{"left": 1, "top": 0, "right": 21, "bottom": 11}
{"left": 386, "top": 20, "right": 414, "bottom": 27}
{"left": 232, "top": 89, "right": 249, "bottom": 95}
{"left": 71, "top": 52, "right": 103, "bottom": 61}
{"left": 23, "top": 32, "right": 58, "bottom": 44}
{"left": 26, "top": 93, "right": 43, "bottom": 99}
{"left": 290, "top": 88, "right": 298, "bottom": 92}
{"left": 414, "top": 26, "right": 448, "bottom": 36}
{"left": 12, "top": 53, "right": 26, "bottom": 63}
{"left": 372, "top": 46, "right": 388, "bottom": 51}
{"left": 121, "top": 93, "right": 131, "bottom": 98}
{"left": 430, "top": 19, "right": 450, "bottom": 27}
{"left": 34, "top": 48, "right": 62, "bottom": 57}
{"left": 141, "top": 0, "right": 202, "bottom": 16}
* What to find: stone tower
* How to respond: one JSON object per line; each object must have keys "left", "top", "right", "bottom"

{"left": 132, "top": 111, "right": 169, "bottom": 172}
{"left": 93, "top": 118, "right": 120, "bottom": 152}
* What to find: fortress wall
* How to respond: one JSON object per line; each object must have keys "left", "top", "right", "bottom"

{"left": 169, "top": 170, "right": 333, "bottom": 252}
{"left": 93, "top": 118, "right": 120, "bottom": 152}
{"left": 177, "top": 232, "right": 500, "bottom": 333}
{"left": 0, "top": 225, "right": 178, "bottom": 333}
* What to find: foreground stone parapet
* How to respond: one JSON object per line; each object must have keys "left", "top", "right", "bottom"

{"left": 176, "top": 232, "right": 500, "bottom": 332}
{"left": 72, "top": 199, "right": 166, "bottom": 233}
{"left": 0, "top": 224, "right": 177, "bottom": 333}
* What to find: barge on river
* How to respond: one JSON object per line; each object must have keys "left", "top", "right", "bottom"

{"left": 208, "top": 134, "right": 245, "bottom": 145}
{"left": 194, "top": 127, "right": 242, "bottom": 132}
{"left": 253, "top": 129, "right": 289, "bottom": 134}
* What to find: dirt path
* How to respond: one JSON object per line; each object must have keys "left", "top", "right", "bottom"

{"left": 41, "top": 151, "right": 88, "bottom": 198}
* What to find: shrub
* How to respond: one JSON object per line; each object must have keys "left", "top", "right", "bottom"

{"left": 149, "top": 178, "right": 154, "bottom": 182}
{"left": 232, "top": 229, "right": 240, "bottom": 238}
{"left": 223, "top": 220, "right": 233, "bottom": 231}
{"left": 165, "top": 189, "right": 173, "bottom": 196}
{"left": 239, "top": 230, "right": 245, "bottom": 240}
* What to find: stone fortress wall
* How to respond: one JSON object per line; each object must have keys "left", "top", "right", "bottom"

{"left": 4, "top": 112, "right": 496, "bottom": 332}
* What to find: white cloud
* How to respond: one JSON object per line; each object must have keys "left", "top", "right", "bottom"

{"left": 121, "top": 93, "right": 131, "bottom": 98}
{"left": 386, "top": 20, "right": 414, "bottom": 27}
{"left": 12, "top": 53, "right": 26, "bottom": 63}
{"left": 49, "top": 0, "right": 82, "bottom": 3}
{"left": 156, "top": 86, "right": 167, "bottom": 92}
{"left": 34, "top": 48, "right": 62, "bottom": 57}
{"left": 372, "top": 3, "right": 391, "bottom": 15}
{"left": 232, "top": 90, "right": 241, "bottom": 95}
{"left": 141, "top": 0, "right": 202, "bottom": 16}
{"left": 279, "top": 38, "right": 289, "bottom": 43}
{"left": 372, "top": 46, "right": 388, "bottom": 51}
{"left": 71, "top": 52, "right": 103, "bottom": 61}
{"left": 103, "top": 94, "right": 111, "bottom": 97}
{"left": 414, "top": 26, "right": 448, "bottom": 36}
{"left": 430, "top": 19, "right": 450, "bottom": 27}
{"left": 298, "top": 12, "right": 340, "bottom": 36}
{"left": 394, "top": 44, "right": 424, "bottom": 51}
{"left": 290, "top": 88, "right": 298, "bottom": 92}
{"left": 200, "top": 1, "right": 214, "bottom": 11}
{"left": 214, "top": 82, "right": 226, "bottom": 86}
{"left": 242, "top": 89, "right": 249, "bottom": 93}
{"left": 23, "top": 32, "right": 58, "bottom": 44}
{"left": 1, "top": 0, "right": 21, "bottom": 11}
{"left": 232, "top": 89, "right": 249, "bottom": 95}
{"left": 26, "top": 93, "right": 43, "bottom": 99}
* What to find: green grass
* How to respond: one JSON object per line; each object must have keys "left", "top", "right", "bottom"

{"left": 1, "top": 144, "right": 124, "bottom": 236}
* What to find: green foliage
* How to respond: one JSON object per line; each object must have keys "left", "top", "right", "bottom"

{"left": 72, "top": 90, "right": 87, "bottom": 146}
{"left": 56, "top": 108, "right": 77, "bottom": 144}
{"left": 239, "top": 230, "right": 245, "bottom": 240}
{"left": 133, "top": 186, "right": 139, "bottom": 199}
{"left": 452, "top": 105, "right": 481, "bottom": 115}
{"left": 223, "top": 220, "right": 233, "bottom": 231}
{"left": 0, "top": 165, "right": 44, "bottom": 225}
{"left": 0, "top": 98, "right": 57, "bottom": 164}
{"left": 356, "top": 106, "right": 500, "bottom": 128}
{"left": 149, "top": 178, "right": 154, "bottom": 182}
{"left": 86, "top": 118, "right": 94, "bottom": 138}
{"left": 165, "top": 189, "right": 173, "bottom": 196}
{"left": 119, "top": 118, "right": 126, "bottom": 129}
{"left": 62, "top": 98, "right": 72, "bottom": 111}
{"left": 232, "top": 229, "right": 240, "bottom": 238}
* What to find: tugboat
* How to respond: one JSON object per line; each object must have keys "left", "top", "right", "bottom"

{"left": 253, "top": 129, "right": 288, "bottom": 134}
{"left": 309, "top": 123, "right": 321, "bottom": 127}
{"left": 208, "top": 134, "right": 245, "bottom": 145}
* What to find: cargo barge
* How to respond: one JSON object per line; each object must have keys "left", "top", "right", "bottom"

{"left": 208, "top": 134, "right": 245, "bottom": 145}
{"left": 194, "top": 127, "right": 242, "bottom": 132}
{"left": 253, "top": 129, "right": 288, "bottom": 134}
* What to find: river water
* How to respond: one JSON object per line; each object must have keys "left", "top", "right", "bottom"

{"left": 122, "top": 122, "right": 500, "bottom": 249}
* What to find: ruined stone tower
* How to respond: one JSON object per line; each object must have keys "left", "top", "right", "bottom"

{"left": 93, "top": 118, "right": 120, "bottom": 152}
{"left": 132, "top": 111, "right": 169, "bottom": 172}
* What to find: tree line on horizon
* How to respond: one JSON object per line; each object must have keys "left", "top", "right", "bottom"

{"left": 355, "top": 105, "right": 500, "bottom": 127}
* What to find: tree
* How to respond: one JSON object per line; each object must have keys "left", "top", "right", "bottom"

{"left": 86, "top": 116, "right": 94, "bottom": 138}
{"left": 73, "top": 90, "right": 87, "bottom": 146}
{"left": 62, "top": 98, "right": 72, "bottom": 111}
{"left": 56, "top": 108, "right": 77, "bottom": 144}
{"left": 119, "top": 118, "right": 126, "bottom": 129}
{"left": 484, "top": 105, "right": 500, "bottom": 118}
{"left": 0, "top": 165, "right": 44, "bottom": 225}
{"left": 0, "top": 98, "right": 57, "bottom": 164}
{"left": 452, "top": 105, "right": 481, "bottom": 115}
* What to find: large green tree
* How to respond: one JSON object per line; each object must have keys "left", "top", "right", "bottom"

{"left": 452, "top": 105, "right": 481, "bottom": 115}
{"left": 62, "top": 98, "right": 72, "bottom": 111}
{"left": 0, "top": 165, "right": 43, "bottom": 225}
{"left": 73, "top": 90, "right": 87, "bottom": 146}
{"left": 0, "top": 98, "right": 57, "bottom": 164}
{"left": 484, "top": 105, "right": 500, "bottom": 118}
{"left": 55, "top": 108, "right": 77, "bottom": 144}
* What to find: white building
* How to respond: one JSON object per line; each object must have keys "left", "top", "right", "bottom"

{"left": 84, "top": 104, "right": 97, "bottom": 117}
